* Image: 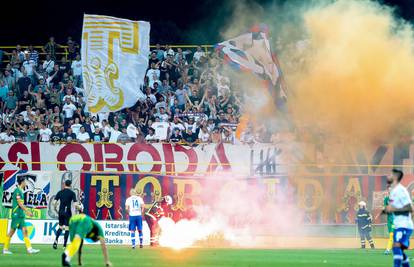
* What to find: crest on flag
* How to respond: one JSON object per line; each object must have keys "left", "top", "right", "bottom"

{"left": 82, "top": 14, "right": 150, "bottom": 113}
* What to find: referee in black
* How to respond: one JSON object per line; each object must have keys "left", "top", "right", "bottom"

{"left": 52, "top": 179, "right": 78, "bottom": 249}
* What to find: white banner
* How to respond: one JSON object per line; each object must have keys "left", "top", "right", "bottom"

{"left": 9, "top": 220, "right": 150, "bottom": 245}
{"left": 0, "top": 143, "right": 291, "bottom": 176}
{"left": 82, "top": 14, "right": 149, "bottom": 113}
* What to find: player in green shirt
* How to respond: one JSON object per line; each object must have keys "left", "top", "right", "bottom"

{"left": 2, "top": 175, "right": 40, "bottom": 254}
{"left": 383, "top": 190, "right": 394, "bottom": 255}
{"left": 62, "top": 213, "right": 111, "bottom": 267}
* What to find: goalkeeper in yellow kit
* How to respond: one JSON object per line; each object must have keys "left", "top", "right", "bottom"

{"left": 62, "top": 213, "right": 111, "bottom": 267}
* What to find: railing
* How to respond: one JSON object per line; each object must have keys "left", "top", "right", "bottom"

{"left": 0, "top": 160, "right": 402, "bottom": 176}
{"left": 0, "top": 44, "right": 215, "bottom": 64}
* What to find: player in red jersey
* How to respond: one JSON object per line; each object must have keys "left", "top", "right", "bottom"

{"left": 144, "top": 195, "right": 172, "bottom": 246}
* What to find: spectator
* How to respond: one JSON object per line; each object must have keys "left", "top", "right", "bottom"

{"left": 145, "top": 87, "right": 157, "bottom": 104}
{"left": 83, "top": 116, "right": 94, "bottom": 134}
{"left": 155, "top": 107, "right": 169, "bottom": 122}
{"left": 240, "top": 126, "right": 256, "bottom": 145}
{"left": 27, "top": 45, "right": 39, "bottom": 65}
{"left": 91, "top": 116, "right": 102, "bottom": 129}
{"left": 174, "top": 47, "right": 191, "bottom": 64}
{"left": 146, "top": 63, "right": 161, "bottom": 88}
{"left": 117, "top": 127, "right": 130, "bottom": 143}
{"left": 198, "top": 125, "right": 210, "bottom": 143}
{"left": 39, "top": 123, "right": 52, "bottom": 142}
{"left": 17, "top": 70, "right": 32, "bottom": 96}
{"left": 26, "top": 124, "right": 39, "bottom": 142}
{"left": 148, "top": 51, "right": 160, "bottom": 67}
{"left": 71, "top": 117, "right": 83, "bottom": 136}
{"left": 43, "top": 36, "right": 60, "bottom": 60}
{"left": 193, "top": 46, "right": 205, "bottom": 63}
{"left": 64, "top": 127, "right": 77, "bottom": 142}
{"left": 126, "top": 122, "right": 140, "bottom": 142}
{"left": 183, "top": 128, "right": 198, "bottom": 146}
{"left": 184, "top": 117, "right": 197, "bottom": 133}
{"left": 210, "top": 128, "right": 222, "bottom": 143}
{"left": 15, "top": 45, "right": 25, "bottom": 62}
{"left": 76, "top": 126, "right": 90, "bottom": 143}
{"left": 71, "top": 54, "right": 82, "bottom": 87}
{"left": 3, "top": 91, "right": 18, "bottom": 111}
{"left": 169, "top": 128, "right": 182, "bottom": 143}
{"left": 163, "top": 45, "right": 174, "bottom": 59}
{"left": 222, "top": 127, "right": 235, "bottom": 144}
{"left": 153, "top": 44, "right": 164, "bottom": 61}
{"left": 145, "top": 127, "right": 158, "bottom": 143}
{"left": 3, "top": 70, "right": 15, "bottom": 91}
{"left": 50, "top": 126, "right": 63, "bottom": 143}
{"left": 90, "top": 128, "right": 104, "bottom": 142}
{"left": 42, "top": 54, "right": 55, "bottom": 74}
{"left": 48, "top": 84, "right": 64, "bottom": 107}
{"left": 22, "top": 53, "right": 36, "bottom": 84}
{"left": 28, "top": 82, "right": 48, "bottom": 109}
{"left": 59, "top": 56, "right": 71, "bottom": 74}
{"left": 20, "top": 105, "right": 35, "bottom": 122}
{"left": 175, "top": 85, "right": 187, "bottom": 110}
{"left": 66, "top": 36, "right": 79, "bottom": 60}
{"left": 101, "top": 120, "right": 111, "bottom": 141}
{"left": 62, "top": 98, "right": 77, "bottom": 125}
{"left": 9, "top": 50, "right": 22, "bottom": 69}
{"left": 0, "top": 80, "right": 9, "bottom": 101}
{"left": 109, "top": 123, "right": 121, "bottom": 143}
{"left": 0, "top": 128, "right": 16, "bottom": 143}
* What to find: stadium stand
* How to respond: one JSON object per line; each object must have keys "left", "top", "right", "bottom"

{"left": 0, "top": 38, "right": 272, "bottom": 145}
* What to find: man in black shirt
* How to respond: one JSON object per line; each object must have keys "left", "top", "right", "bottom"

{"left": 183, "top": 129, "right": 198, "bottom": 146}
{"left": 53, "top": 180, "right": 78, "bottom": 249}
{"left": 169, "top": 128, "right": 182, "bottom": 143}
{"left": 17, "top": 71, "right": 32, "bottom": 97}
{"left": 90, "top": 128, "right": 104, "bottom": 142}
{"left": 50, "top": 127, "right": 63, "bottom": 143}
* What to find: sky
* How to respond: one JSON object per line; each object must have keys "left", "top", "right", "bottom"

{"left": 1, "top": 0, "right": 413, "bottom": 46}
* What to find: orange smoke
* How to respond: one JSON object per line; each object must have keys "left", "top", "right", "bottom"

{"left": 288, "top": 0, "right": 414, "bottom": 144}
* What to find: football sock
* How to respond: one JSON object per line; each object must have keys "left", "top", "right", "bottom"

{"left": 4, "top": 236, "right": 11, "bottom": 251}
{"left": 402, "top": 252, "right": 410, "bottom": 267}
{"left": 387, "top": 233, "right": 394, "bottom": 251}
{"left": 368, "top": 238, "right": 375, "bottom": 248}
{"left": 138, "top": 230, "right": 143, "bottom": 245}
{"left": 360, "top": 239, "right": 366, "bottom": 248}
{"left": 131, "top": 231, "right": 136, "bottom": 247}
{"left": 393, "top": 247, "right": 403, "bottom": 267}
{"left": 24, "top": 237, "right": 32, "bottom": 250}
{"left": 65, "top": 236, "right": 82, "bottom": 261}
{"left": 55, "top": 228, "right": 62, "bottom": 242}
{"left": 63, "top": 231, "right": 70, "bottom": 247}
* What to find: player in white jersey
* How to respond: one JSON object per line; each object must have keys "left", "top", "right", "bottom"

{"left": 125, "top": 189, "right": 145, "bottom": 249}
{"left": 384, "top": 169, "right": 413, "bottom": 267}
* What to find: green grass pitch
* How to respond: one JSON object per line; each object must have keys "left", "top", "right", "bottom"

{"left": 0, "top": 244, "right": 406, "bottom": 266}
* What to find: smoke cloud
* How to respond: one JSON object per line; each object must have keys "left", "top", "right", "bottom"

{"left": 289, "top": 0, "right": 414, "bottom": 145}
{"left": 159, "top": 0, "right": 414, "bottom": 248}
{"left": 159, "top": 177, "right": 301, "bottom": 249}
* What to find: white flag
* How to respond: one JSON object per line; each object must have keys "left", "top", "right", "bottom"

{"left": 81, "top": 14, "right": 149, "bottom": 113}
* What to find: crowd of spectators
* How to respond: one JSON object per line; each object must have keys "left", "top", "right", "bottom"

{"left": 0, "top": 37, "right": 269, "bottom": 145}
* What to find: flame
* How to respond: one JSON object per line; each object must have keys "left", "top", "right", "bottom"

{"left": 158, "top": 217, "right": 222, "bottom": 249}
